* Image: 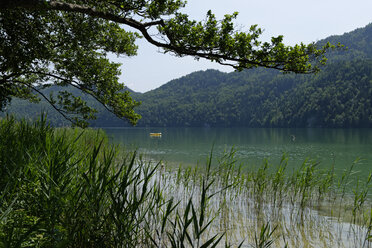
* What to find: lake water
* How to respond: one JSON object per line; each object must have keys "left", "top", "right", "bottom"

{"left": 104, "top": 127, "right": 372, "bottom": 175}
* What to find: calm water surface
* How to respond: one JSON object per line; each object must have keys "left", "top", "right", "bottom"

{"left": 104, "top": 127, "right": 372, "bottom": 174}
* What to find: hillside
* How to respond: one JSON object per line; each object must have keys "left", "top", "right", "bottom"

{"left": 318, "top": 23, "right": 372, "bottom": 60}
{"left": 133, "top": 23, "right": 372, "bottom": 127}
{"left": 2, "top": 23, "right": 372, "bottom": 127}
{"left": 135, "top": 60, "right": 372, "bottom": 127}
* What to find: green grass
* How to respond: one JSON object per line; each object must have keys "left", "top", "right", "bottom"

{"left": 0, "top": 116, "right": 371, "bottom": 247}
{"left": 0, "top": 116, "right": 228, "bottom": 247}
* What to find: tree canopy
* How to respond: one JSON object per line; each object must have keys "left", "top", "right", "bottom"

{"left": 130, "top": 59, "right": 372, "bottom": 128}
{"left": 0, "top": 0, "right": 333, "bottom": 127}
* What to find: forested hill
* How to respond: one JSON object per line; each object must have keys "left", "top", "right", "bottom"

{"left": 132, "top": 23, "right": 372, "bottom": 127}
{"left": 135, "top": 60, "right": 372, "bottom": 127}
{"left": 2, "top": 23, "right": 372, "bottom": 127}
{"left": 319, "top": 23, "right": 372, "bottom": 60}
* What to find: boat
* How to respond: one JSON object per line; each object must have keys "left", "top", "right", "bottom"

{"left": 149, "top": 133, "right": 162, "bottom": 137}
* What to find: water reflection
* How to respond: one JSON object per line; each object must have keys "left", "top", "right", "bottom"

{"left": 104, "top": 127, "right": 372, "bottom": 175}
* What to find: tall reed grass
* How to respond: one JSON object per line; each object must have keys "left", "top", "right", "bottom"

{"left": 0, "top": 116, "right": 371, "bottom": 247}
{"left": 0, "top": 116, "right": 230, "bottom": 247}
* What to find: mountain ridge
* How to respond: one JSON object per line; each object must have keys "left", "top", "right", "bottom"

{"left": 2, "top": 23, "right": 372, "bottom": 127}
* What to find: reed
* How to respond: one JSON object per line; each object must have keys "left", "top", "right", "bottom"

{"left": 161, "top": 148, "right": 372, "bottom": 247}
{"left": 0, "top": 116, "right": 371, "bottom": 247}
{"left": 0, "top": 116, "right": 229, "bottom": 247}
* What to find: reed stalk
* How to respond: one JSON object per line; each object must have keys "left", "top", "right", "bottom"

{"left": 0, "top": 116, "right": 371, "bottom": 247}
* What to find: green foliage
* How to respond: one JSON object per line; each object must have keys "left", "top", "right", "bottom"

{"left": 4, "top": 58, "right": 372, "bottom": 128}
{"left": 133, "top": 58, "right": 372, "bottom": 128}
{"left": 0, "top": 117, "right": 371, "bottom": 247}
{"left": 129, "top": 22, "right": 372, "bottom": 128}
{"left": 129, "top": 23, "right": 372, "bottom": 128}
{"left": 0, "top": 3, "right": 140, "bottom": 127}
{"left": 5, "top": 23, "right": 371, "bottom": 128}
{"left": 252, "top": 223, "right": 277, "bottom": 248}
{"left": 0, "top": 116, "right": 229, "bottom": 247}
{"left": 0, "top": 0, "right": 332, "bottom": 127}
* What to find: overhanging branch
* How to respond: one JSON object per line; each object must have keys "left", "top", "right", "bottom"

{"left": 13, "top": 79, "right": 76, "bottom": 124}
{"left": 23, "top": 70, "right": 133, "bottom": 121}
{"left": 2, "top": 0, "right": 318, "bottom": 73}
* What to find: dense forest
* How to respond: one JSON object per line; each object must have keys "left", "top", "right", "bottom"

{"left": 135, "top": 60, "right": 372, "bottom": 127}
{"left": 2, "top": 23, "right": 372, "bottom": 128}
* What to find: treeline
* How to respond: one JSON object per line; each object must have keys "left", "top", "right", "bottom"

{"left": 134, "top": 59, "right": 372, "bottom": 127}
{"left": 132, "top": 23, "right": 372, "bottom": 128}
{"left": 2, "top": 23, "right": 372, "bottom": 128}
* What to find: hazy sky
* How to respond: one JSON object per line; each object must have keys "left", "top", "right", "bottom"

{"left": 114, "top": 0, "right": 372, "bottom": 93}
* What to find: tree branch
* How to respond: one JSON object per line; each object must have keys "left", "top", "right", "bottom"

{"left": 2, "top": 0, "right": 317, "bottom": 73}
{"left": 23, "top": 70, "right": 131, "bottom": 121}
{"left": 13, "top": 79, "right": 76, "bottom": 124}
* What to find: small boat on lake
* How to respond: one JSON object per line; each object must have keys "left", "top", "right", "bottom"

{"left": 150, "top": 133, "right": 162, "bottom": 137}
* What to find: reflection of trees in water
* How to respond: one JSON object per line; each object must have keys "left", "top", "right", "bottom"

{"left": 104, "top": 127, "right": 372, "bottom": 175}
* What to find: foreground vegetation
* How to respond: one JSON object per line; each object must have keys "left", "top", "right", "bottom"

{"left": 0, "top": 117, "right": 371, "bottom": 247}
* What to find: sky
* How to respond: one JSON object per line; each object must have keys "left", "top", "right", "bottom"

{"left": 113, "top": 0, "right": 372, "bottom": 93}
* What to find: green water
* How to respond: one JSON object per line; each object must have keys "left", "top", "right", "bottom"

{"left": 104, "top": 127, "right": 372, "bottom": 174}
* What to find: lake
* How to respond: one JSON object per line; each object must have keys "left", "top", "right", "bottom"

{"left": 104, "top": 127, "right": 372, "bottom": 246}
{"left": 104, "top": 127, "right": 372, "bottom": 175}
